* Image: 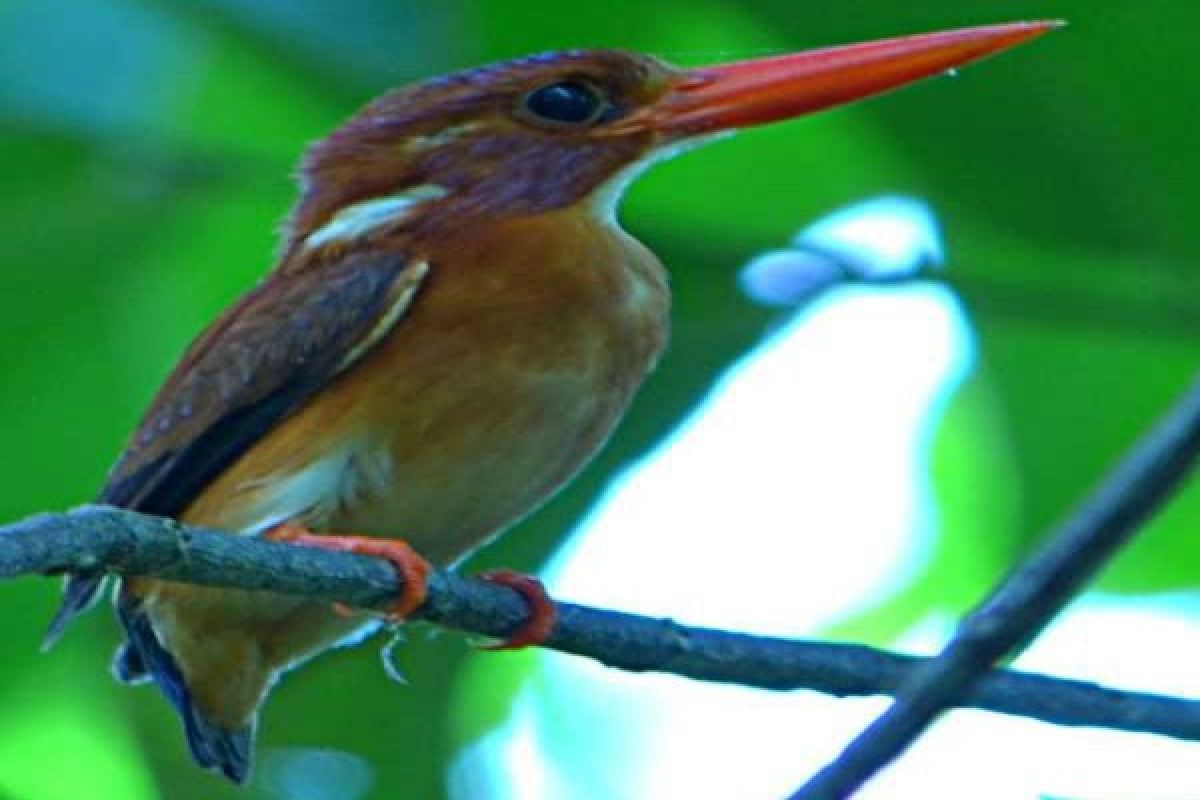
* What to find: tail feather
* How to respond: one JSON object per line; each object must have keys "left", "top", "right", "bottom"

{"left": 116, "top": 591, "right": 256, "bottom": 784}
{"left": 184, "top": 711, "right": 255, "bottom": 784}
{"left": 42, "top": 572, "right": 108, "bottom": 651}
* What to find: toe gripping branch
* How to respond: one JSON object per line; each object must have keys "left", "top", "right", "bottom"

{"left": 265, "top": 526, "right": 553, "bottom": 647}
{"left": 267, "top": 525, "right": 431, "bottom": 619}
{"left": 477, "top": 569, "right": 557, "bottom": 650}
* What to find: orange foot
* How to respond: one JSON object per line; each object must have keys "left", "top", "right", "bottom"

{"left": 267, "top": 524, "right": 431, "bottom": 620}
{"left": 477, "top": 569, "right": 556, "bottom": 650}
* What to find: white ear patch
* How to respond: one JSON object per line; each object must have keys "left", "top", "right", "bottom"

{"left": 305, "top": 185, "right": 448, "bottom": 249}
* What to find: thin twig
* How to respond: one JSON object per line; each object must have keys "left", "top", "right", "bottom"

{"left": 2, "top": 505, "right": 1200, "bottom": 741}
{"left": 790, "top": 373, "right": 1200, "bottom": 800}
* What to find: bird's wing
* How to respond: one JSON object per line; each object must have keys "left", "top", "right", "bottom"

{"left": 46, "top": 251, "right": 427, "bottom": 758}
{"left": 44, "top": 251, "right": 426, "bottom": 650}
{"left": 101, "top": 251, "right": 428, "bottom": 517}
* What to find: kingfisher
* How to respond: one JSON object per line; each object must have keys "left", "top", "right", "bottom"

{"left": 43, "top": 21, "right": 1057, "bottom": 782}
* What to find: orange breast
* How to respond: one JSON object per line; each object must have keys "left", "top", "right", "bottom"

{"left": 183, "top": 209, "right": 669, "bottom": 564}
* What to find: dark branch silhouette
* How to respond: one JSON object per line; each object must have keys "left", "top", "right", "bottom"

{"left": 3, "top": 503, "right": 1200, "bottom": 746}
{"left": 791, "top": 374, "right": 1200, "bottom": 800}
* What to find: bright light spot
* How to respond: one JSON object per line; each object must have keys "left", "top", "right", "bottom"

{"left": 800, "top": 195, "right": 943, "bottom": 277}
{"left": 258, "top": 747, "right": 374, "bottom": 800}
{"left": 739, "top": 196, "right": 942, "bottom": 306}
{"left": 449, "top": 708, "right": 556, "bottom": 800}
{"left": 738, "top": 250, "right": 843, "bottom": 307}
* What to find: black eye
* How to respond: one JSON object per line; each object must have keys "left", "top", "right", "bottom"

{"left": 522, "top": 81, "right": 603, "bottom": 125}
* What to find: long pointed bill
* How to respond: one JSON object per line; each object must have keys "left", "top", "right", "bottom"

{"left": 649, "top": 20, "right": 1063, "bottom": 135}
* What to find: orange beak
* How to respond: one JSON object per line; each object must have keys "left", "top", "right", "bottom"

{"left": 647, "top": 20, "right": 1063, "bottom": 135}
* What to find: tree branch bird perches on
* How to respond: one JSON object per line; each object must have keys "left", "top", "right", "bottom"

{"left": 9, "top": 505, "right": 1200, "bottom": 746}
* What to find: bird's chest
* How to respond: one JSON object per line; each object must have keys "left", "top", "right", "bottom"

{"left": 355, "top": 225, "right": 669, "bottom": 559}
{"left": 227, "top": 219, "right": 669, "bottom": 563}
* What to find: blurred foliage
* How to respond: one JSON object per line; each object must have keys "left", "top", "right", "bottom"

{"left": 0, "top": 1, "right": 1196, "bottom": 798}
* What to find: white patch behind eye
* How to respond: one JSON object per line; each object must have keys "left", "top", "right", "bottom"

{"left": 406, "top": 122, "right": 479, "bottom": 152}
{"left": 305, "top": 185, "right": 448, "bottom": 250}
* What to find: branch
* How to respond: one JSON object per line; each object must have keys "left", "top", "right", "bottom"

{"left": 791, "top": 373, "right": 1200, "bottom": 800}
{"left": 3, "top": 506, "right": 1200, "bottom": 743}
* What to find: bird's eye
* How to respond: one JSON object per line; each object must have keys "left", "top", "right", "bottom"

{"left": 521, "top": 81, "right": 604, "bottom": 125}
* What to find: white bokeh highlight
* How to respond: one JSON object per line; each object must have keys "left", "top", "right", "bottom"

{"left": 740, "top": 196, "right": 942, "bottom": 306}
{"left": 799, "top": 195, "right": 944, "bottom": 278}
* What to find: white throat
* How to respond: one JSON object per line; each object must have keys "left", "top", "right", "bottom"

{"left": 588, "top": 134, "right": 730, "bottom": 228}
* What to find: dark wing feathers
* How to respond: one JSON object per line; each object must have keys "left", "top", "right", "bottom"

{"left": 101, "top": 251, "right": 415, "bottom": 516}
{"left": 45, "top": 251, "right": 422, "bottom": 651}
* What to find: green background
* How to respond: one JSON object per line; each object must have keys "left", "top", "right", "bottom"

{"left": 0, "top": 1, "right": 1196, "bottom": 798}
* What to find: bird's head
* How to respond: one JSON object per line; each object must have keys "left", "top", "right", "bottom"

{"left": 287, "top": 21, "right": 1059, "bottom": 252}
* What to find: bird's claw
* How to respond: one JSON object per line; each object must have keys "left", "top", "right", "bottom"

{"left": 476, "top": 569, "right": 556, "bottom": 650}
{"left": 266, "top": 524, "right": 431, "bottom": 620}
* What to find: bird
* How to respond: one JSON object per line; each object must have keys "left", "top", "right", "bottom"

{"left": 42, "top": 20, "right": 1058, "bottom": 783}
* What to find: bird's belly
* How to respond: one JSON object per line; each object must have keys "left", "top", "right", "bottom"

{"left": 342, "top": 366, "right": 633, "bottom": 563}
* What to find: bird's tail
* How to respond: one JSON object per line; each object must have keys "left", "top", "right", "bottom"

{"left": 115, "top": 589, "right": 257, "bottom": 784}
{"left": 42, "top": 572, "right": 108, "bottom": 651}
